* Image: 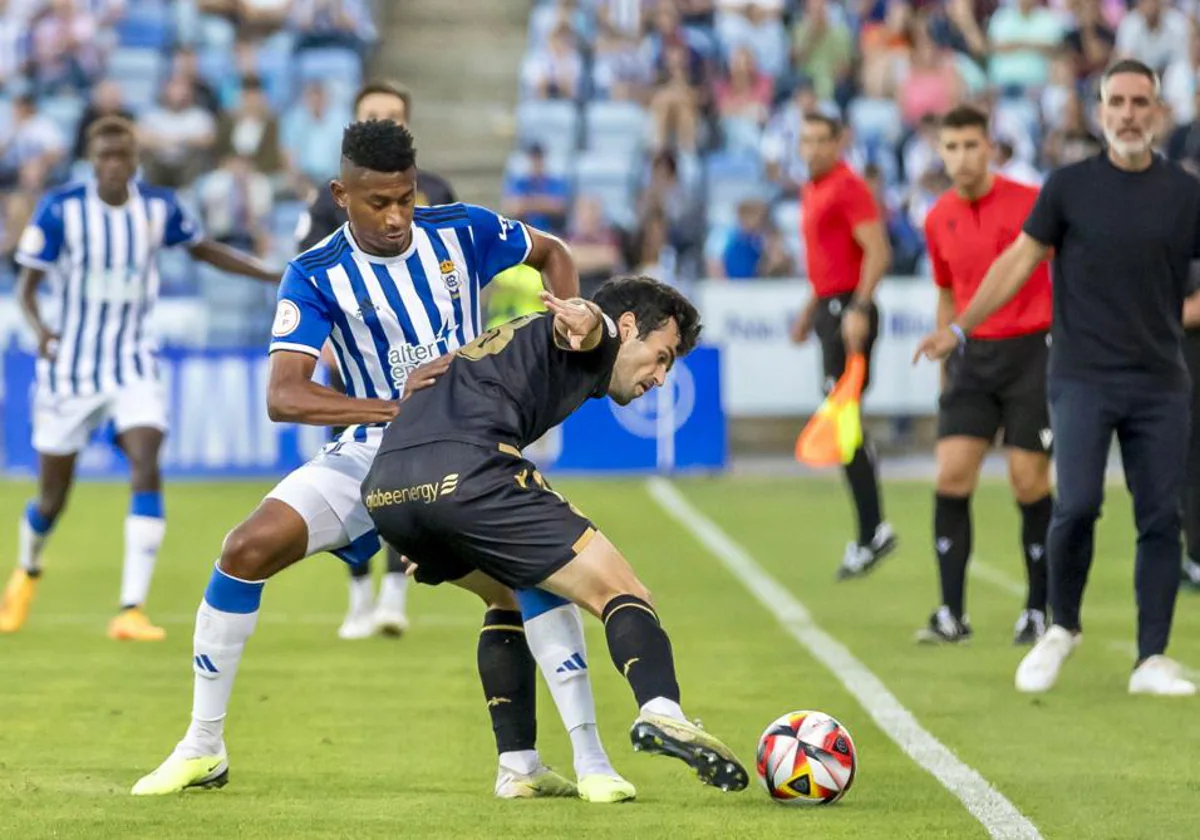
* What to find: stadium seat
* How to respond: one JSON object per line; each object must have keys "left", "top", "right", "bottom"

{"left": 706, "top": 152, "right": 769, "bottom": 231}
{"left": 503, "top": 149, "right": 570, "bottom": 181}
{"left": 108, "top": 48, "right": 167, "bottom": 110}
{"left": 296, "top": 48, "right": 363, "bottom": 110}
{"left": 573, "top": 150, "right": 637, "bottom": 229}
{"left": 39, "top": 95, "right": 86, "bottom": 141}
{"left": 583, "top": 101, "right": 647, "bottom": 156}
{"left": 848, "top": 98, "right": 903, "bottom": 147}
{"left": 115, "top": 7, "right": 173, "bottom": 49}
{"left": 516, "top": 99, "right": 579, "bottom": 158}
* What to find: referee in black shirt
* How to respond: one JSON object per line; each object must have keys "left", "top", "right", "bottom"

{"left": 294, "top": 79, "right": 457, "bottom": 642}
{"left": 916, "top": 59, "right": 1199, "bottom": 697}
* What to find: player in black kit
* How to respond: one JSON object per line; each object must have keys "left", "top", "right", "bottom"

{"left": 362, "top": 276, "right": 749, "bottom": 793}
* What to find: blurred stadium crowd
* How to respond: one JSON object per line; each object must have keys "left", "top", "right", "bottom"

{"left": 508, "top": 0, "right": 1200, "bottom": 290}
{"left": 0, "top": 0, "right": 376, "bottom": 340}
{"left": 4, "top": 0, "right": 1200, "bottom": 328}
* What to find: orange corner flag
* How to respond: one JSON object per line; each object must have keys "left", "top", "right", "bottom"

{"left": 795, "top": 353, "right": 866, "bottom": 468}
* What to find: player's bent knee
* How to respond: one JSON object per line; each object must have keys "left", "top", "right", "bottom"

{"left": 219, "top": 526, "right": 281, "bottom": 581}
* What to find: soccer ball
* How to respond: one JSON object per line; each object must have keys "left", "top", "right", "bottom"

{"left": 756, "top": 710, "right": 857, "bottom": 805}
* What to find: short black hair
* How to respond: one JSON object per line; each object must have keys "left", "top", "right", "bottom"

{"left": 939, "top": 104, "right": 989, "bottom": 133}
{"left": 341, "top": 119, "right": 417, "bottom": 173}
{"left": 803, "top": 112, "right": 842, "bottom": 139}
{"left": 354, "top": 80, "right": 412, "bottom": 120}
{"left": 1101, "top": 58, "right": 1160, "bottom": 99}
{"left": 88, "top": 115, "right": 137, "bottom": 147}
{"left": 592, "top": 275, "right": 702, "bottom": 356}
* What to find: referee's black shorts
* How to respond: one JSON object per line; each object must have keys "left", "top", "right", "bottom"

{"left": 362, "top": 441, "right": 597, "bottom": 591}
{"left": 938, "top": 330, "right": 1051, "bottom": 453}
{"left": 814, "top": 292, "right": 880, "bottom": 395}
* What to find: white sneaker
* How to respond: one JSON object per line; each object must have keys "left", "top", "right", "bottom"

{"left": 494, "top": 763, "right": 577, "bottom": 798}
{"left": 337, "top": 606, "right": 375, "bottom": 640}
{"left": 372, "top": 603, "right": 409, "bottom": 637}
{"left": 1015, "top": 625, "right": 1079, "bottom": 693}
{"left": 1128, "top": 655, "right": 1197, "bottom": 696}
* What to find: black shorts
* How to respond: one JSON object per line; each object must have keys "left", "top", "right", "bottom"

{"left": 813, "top": 293, "right": 880, "bottom": 395}
{"left": 362, "top": 441, "right": 596, "bottom": 590}
{"left": 938, "top": 330, "right": 1051, "bottom": 453}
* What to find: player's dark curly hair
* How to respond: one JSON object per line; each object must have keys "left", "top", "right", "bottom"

{"left": 592, "top": 275, "right": 703, "bottom": 355}
{"left": 341, "top": 119, "right": 417, "bottom": 172}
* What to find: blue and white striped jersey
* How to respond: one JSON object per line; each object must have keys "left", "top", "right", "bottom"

{"left": 16, "top": 180, "right": 203, "bottom": 396}
{"left": 269, "top": 203, "right": 533, "bottom": 444}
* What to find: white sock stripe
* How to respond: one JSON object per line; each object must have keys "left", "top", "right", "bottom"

{"left": 647, "top": 477, "right": 1043, "bottom": 840}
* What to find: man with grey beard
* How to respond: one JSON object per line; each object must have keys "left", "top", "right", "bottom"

{"left": 915, "top": 58, "right": 1200, "bottom": 697}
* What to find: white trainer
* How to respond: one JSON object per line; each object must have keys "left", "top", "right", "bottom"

{"left": 337, "top": 606, "right": 375, "bottom": 640}
{"left": 1015, "top": 625, "right": 1079, "bottom": 693}
{"left": 371, "top": 604, "right": 409, "bottom": 637}
{"left": 1128, "top": 655, "right": 1197, "bottom": 696}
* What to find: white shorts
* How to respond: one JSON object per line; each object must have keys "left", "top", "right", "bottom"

{"left": 32, "top": 378, "right": 169, "bottom": 456}
{"left": 266, "top": 439, "right": 381, "bottom": 565}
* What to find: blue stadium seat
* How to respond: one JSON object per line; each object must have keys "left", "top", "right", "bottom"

{"left": 296, "top": 48, "right": 363, "bottom": 110}
{"left": 583, "top": 101, "right": 647, "bottom": 156}
{"left": 39, "top": 95, "right": 86, "bottom": 142}
{"left": 848, "top": 98, "right": 903, "bottom": 147}
{"left": 516, "top": 99, "right": 579, "bottom": 158}
{"left": 108, "top": 48, "right": 167, "bottom": 111}
{"left": 115, "top": 8, "right": 173, "bottom": 49}
{"left": 705, "top": 152, "right": 769, "bottom": 229}
{"left": 504, "top": 149, "right": 570, "bottom": 181}
{"left": 573, "top": 150, "right": 637, "bottom": 229}
{"left": 257, "top": 31, "right": 297, "bottom": 113}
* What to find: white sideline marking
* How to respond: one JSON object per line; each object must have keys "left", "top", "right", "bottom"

{"left": 970, "top": 562, "right": 1025, "bottom": 598}
{"left": 646, "top": 477, "right": 1043, "bottom": 840}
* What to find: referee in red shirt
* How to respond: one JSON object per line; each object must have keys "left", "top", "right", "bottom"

{"left": 790, "top": 113, "right": 896, "bottom": 579}
{"left": 918, "top": 105, "right": 1052, "bottom": 647}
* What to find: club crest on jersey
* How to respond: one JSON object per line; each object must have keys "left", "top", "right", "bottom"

{"left": 439, "top": 259, "right": 462, "bottom": 299}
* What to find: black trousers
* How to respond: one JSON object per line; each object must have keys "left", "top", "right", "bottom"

{"left": 1184, "top": 331, "right": 1200, "bottom": 562}
{"left": 1046, "top": 377, "right": 1189, "bottom": 660}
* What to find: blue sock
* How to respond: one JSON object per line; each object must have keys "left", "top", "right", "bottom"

{"left": 516, "top": 588, "right": 572, "bottom": 621}
{"left": 204, "top": 564, "right": 265, "bottom": 614}
{"left": 131, "top": 490, "right": 164, "bottom": 519}
{"left": 24, "top": 500, "right": 55, "bottom": 536}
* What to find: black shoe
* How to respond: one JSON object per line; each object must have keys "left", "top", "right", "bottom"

{"left": 1012, "top": 609, "right": 1047, "bottom": 646}
{"left": 915, "top": 606, "right": 972, "bottom": 644}
{"left": 836, "top": 523, "right": 897, "bottom": 581}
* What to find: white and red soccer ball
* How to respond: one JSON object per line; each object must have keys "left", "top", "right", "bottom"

{"left": 756, "top": 710, "right": 857, "bottom": 805}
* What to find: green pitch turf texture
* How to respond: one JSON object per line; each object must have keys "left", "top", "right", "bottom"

{"left": 3, "top": 475, "right": 1199, "bottom": 840}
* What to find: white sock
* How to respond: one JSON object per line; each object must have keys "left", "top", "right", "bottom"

{"left": 499, "top": 749, "right": 541, "bottom": 776}
{"left": 378, "top": 572, "right": 408, "bottom": 614}
{"left": 640, "top": 697, "right": 686, "bottom": 722}
{"left": 348, "top": 575, "right": 373, "bottom": 614}
{"left": 179, "top": 589, "right": 260, "bottom": 758}
{"left": 18, "top": 505, "right": 53, "bottom": 574}
{"left": 524, "top": 603, "right": 615, "bottom": 778}
{"left": 120, "top": 515, "right": 166, "bottom": 608}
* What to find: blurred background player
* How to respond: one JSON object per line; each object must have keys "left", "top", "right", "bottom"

{"left": 133, "top": 121, "right": 632, "bottom": 801}
{"left": 0, "top": 116, "right": 278, "bottom": 640}
{"left": 789, "top": 113, "right": 896, "bottom": 580}
{"left": 294, "top": 80, "right": 457, "bottom": 641}
{"left": 917, "top": 105, "right": 1052, "bottom": 646}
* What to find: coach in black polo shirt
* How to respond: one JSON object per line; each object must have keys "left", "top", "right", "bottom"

{"left": 916, "top": 59, "right": 1199, "bottom": 697}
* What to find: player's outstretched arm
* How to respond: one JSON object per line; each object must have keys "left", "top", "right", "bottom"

{"left": 523, "top": 228, "right": 580, "bottom": 299}
{"left": 541, "top": 292, "right": 603, "bottom": 352}
{"left": 188, "top": 238, "right": 280, "bottom": 283}
{"left": 266, "top": 350, "right": 400, "bottom": 425}
{"left": 16, "top": 267, "right": 58, "bottom": 359}
{"left": 913, "top": 233, "right": 1048, "bottom": 363}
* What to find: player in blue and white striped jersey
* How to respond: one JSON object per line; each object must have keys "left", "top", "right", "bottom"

{"left": 0, "top": 117, "right": 278, "bottom": 641}
{"left": 133, "top": 120, "right": 635, "bottom": 804}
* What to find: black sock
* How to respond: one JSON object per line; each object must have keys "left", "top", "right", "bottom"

{"left": 348, "top": 558, "right": 371, "bottom": 580}
{"left": 934, "top": 493, "right": 972, "bottom": 619}
{"left": 844, "top": 441, "right": 883, "bottom": 545}
{"left": 385, "top": 546, "right": 408, "bottom": 575}
{"left": 478, "top": 609, "right": 537, "bottom": 754}
{"left": 1020, "top": 495, "right": 1052, "bottom": 613}
{"left": 602, "top": 595, "right": 680, "bottom": 707}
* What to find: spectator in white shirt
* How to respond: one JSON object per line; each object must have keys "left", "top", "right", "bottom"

{"left": 198, "top": 154, "right": 274, "bottom": 254}
{"left": 1115, "top": 0, "right": 1189, "bottom": 76}
{"left": 986, "top": 0, "right": 1064, "bottom": 94}
{"left": 521, "top": 22, "right": 584, "bottom": 100}
{"left": 29, "top": 0, "right": 102, "bottom": 95}
{"left": 0, "top": 94, "right": 67, "bottom": 188}
{"left": 138, "top": 75, "right": 219, "bottom": 187}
